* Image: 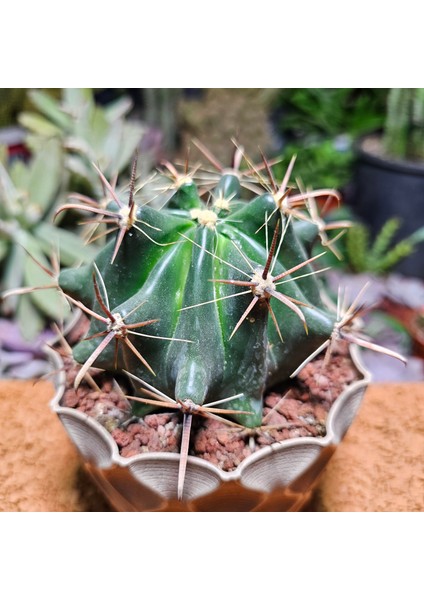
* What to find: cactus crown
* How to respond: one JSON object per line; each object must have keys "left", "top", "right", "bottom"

{"left": 53, "top": 142, "right": 406, "bottom": 499}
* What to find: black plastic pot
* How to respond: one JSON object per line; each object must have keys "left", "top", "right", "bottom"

{"left": 351, "top": 135, "right": 424, "bottom": 278}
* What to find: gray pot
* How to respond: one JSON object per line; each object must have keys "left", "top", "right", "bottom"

{"left": 351, "top": 134, "right": 424, "bottom": 278}
{"left": 46, "top": 345, "right": 370, "bottom": 512}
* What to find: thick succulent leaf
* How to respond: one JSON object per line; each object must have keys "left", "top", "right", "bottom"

{"left": 100, "top": 119, "right": 128, "bottom": 176}
{"left": 0, "top": 158, "right": 19, "bottom": 211}
{"left": 63, "top": 88, "right": 92, "bottom": 112}
{"left": 18, "top": 112, "right": 62, "bottom": 137}
{"left": 27, "top": 139, "right": 63, "bottom": 212}
{"left": 1, "top": 243, "right": 25, "bottom": 314}
{"left": 28, "top": 90, "right": 73, "bottom": 131}
{"left": 406, "top": 225, "right": 424, "bottom": 245}
{"left": 16, "top": 292, "right": 45, "bottom": 341}
{"left": 8, "top": 157, "right": 30, "bottom": 194}
{"left": 83, "top": 104, "right": 111, "bottom": 162}
{"left": 23, "top": 252, "right": 68, "bottom": 321}
{"left": 72, "top": 101, "right": 97, "bottom": 154}
{"left": 34, "top": 221, "right": 97, "bottom": 266}
{"left": 113, "top": 121, "right": 145, "bottom": 175}
{"left": 65, "top": 154, "right": 98, "bottom": 190}
{"left": 103, "top": 96, "right": 133, "bottom": 122}
{"left": 20, "top": 232, "right": 68, "bottom": 321}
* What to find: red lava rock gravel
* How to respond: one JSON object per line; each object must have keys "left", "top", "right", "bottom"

{"left": 60, "top": 341, "right": 359, "bottom": 472}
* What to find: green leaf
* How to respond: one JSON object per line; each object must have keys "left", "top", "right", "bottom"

{"left": 114, "top": 121, "right": 145, "bottom": 174}
{"left": 405, "top": 225, "right": 424, "bottom": 246}
{"left": 64, "top": 154, "right": 99, "bottom": 192}
{"left": 27, "top": 139, "right": 63, "bottom": 212}
{"left": 28, "top": 89, "right": 72, "bottom": 131}
{"left": 22, "top": 241, "right": 69, "bottom": 322}
{"left": 9, "top": 157, "right": 29, "bottom": 193}
{"left": 18, "top": 112, "right": 62, "bottom": 137}
{"left": 63, "top": 88, "right": 92, "bottom": 112}
{"left": 85, "top": 105, "right": 111, "bottom": 163}
{"left": 2, "top": 241, "right": 25, "bottom": 289}
{"left": 0, "top": 158, "right": 18, "bottom": 211}
{"left": 1, "top": 242, "right": 25, "bottom": 314}
{"left": 34, "top": 221, "right": 97, "bottom": 266}
{"left": 16, "top": 292, "right": 45, "bottom": 340}
{"left": 103, "top": 95, "right": 133, "bottom": 122}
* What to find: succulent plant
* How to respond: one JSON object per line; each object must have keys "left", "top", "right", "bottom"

{"left": 383, "top": 88, "right": 424, "bottom": 161}
{"left": 345, "top": 217, "right": 424, "bottom": 275}
{"left": 0, "top": 141, "right": 97, "bottom": 339}
{"left": 18, "top": 88, "right": 146, "bottom": 195}
{"left": 50, "top": 144, "right": 406, "bottom": 498}
{"left": 1, "top": 88, "right": 150, "bottom": 342}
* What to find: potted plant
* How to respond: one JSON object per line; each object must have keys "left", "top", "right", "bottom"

{"left": 269, "top": 88, "right": 387, "bottom": 192}
{"left": 352, "top": 88, "right": 424, "bottom": 278}
{"left": 7, "top": 143, "right": 406, "bottom": 511}
{"left": 319, "top": 215, "right": 424, "bottom": 381}
{"left": 0, "top": 88, "right": 151, "bottom": 377}
{"left": 0, "top": 139, "right": 97, "bottom": 378}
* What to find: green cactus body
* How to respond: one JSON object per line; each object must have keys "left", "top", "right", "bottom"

{"left": 59, "top": 174, "right": 336, "bottom": 427}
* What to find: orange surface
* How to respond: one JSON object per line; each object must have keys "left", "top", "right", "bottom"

{"left": 0, "top": 379, "right": 423, "bottom": 511}
{"left": 0, "top": 379, "right": 110, "bottom": 511}
{"left": 311, "top": 382, "right": 424, "bottom": 512}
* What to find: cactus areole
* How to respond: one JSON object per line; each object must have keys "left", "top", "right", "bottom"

{"left": 59, "top": 168, "right": 339, "bottom": 427}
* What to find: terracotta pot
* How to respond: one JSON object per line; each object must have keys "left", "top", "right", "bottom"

{"left": 46, "top": 345, "right": 370, "bottom": 512}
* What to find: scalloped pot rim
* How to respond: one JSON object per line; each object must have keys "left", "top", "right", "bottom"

{"left": 46, "top": 343, "right": 370, "bottom": 488}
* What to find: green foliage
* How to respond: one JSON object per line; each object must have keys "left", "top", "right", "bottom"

{"left": 1, "top": 88, "right": 151, "bottom": 339}
{"left": 383, "top": 88, "right": 424, "bottom": 161}
{"left": 273, "top": 88, "right": 387, "bottom": 139}
{"left": 272, "top": 88, "right": 388, "bottom": 189}
{"left": 0, "top": 143, "right": 96, "bottom": 338}
{"left": 278, "top": 139, "right": 354, "bottom": 189}
{"left": 345, "top": 218, "right": 423, "bottom": 274}
{"left": 19, "top": 88, "right": 146, "bottom": 196}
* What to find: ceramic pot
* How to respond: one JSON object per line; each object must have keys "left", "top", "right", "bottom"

{"left": 46, "top": 345, "right": 370, "bottom": 512}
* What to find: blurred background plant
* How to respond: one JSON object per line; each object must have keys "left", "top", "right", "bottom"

{"left": 383, "top": 88, "right": 424, "bottom": 161}
{"left": 317, "top": 213, "right": 424, "bottom": 275}
{"left": 344, "top": 217, "right": 424, "bottom": 275}
{"left": 351, "top": 88, "right": 424, "bottom": 279}
{"left": 0, "top": 139, "right": 96, "bottom": 335}
{"left": 269, "top": 88, "right": 388, "bottom": 191}
{"left": 0, "top": 88, "right": 153, "bottom": 376}
{"left": 18, "top": 88, "right": 146, "bottom": 195}
{"left": 319, "top": 213, "right": 424, "bottom": 382}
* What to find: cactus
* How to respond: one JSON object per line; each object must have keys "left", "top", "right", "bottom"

{"left": 49, "top": 144, "right": 406, "bottom": 498}
{"left": 383, "top": 88, "right": 424, "bottom": 161}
